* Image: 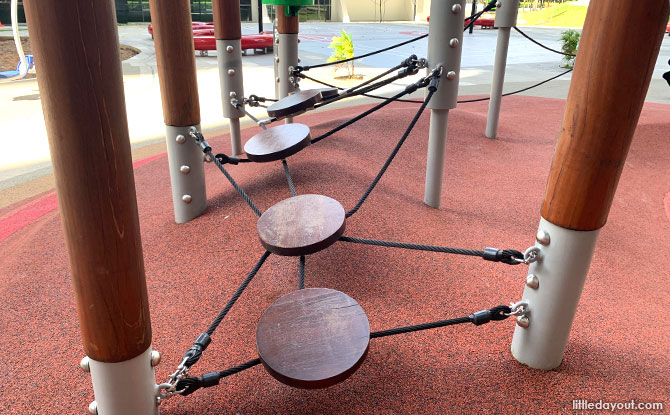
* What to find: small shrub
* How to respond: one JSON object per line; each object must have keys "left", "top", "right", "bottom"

{"left": 327, "top": 30, "right": 355, "bottom": 78}
{"left": 560, "top": 29, "right": 580, "bottom": 68}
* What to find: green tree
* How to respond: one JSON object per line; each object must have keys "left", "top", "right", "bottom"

{"left": 327, "top": 30, "right": 355, "bottom": 78}
{"left": 560, "top": 29, "right": 580, "bottom": 69}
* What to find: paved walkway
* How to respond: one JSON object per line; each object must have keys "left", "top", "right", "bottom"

{"left": 1, "top": 22, "right": 668, "bottom": 197}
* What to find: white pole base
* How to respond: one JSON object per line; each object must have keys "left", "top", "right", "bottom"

{"left": 485, "top": 27, "right": 511, "bottom": 139}
{"left": 89, "top": 347, "right": 159, "bottom": 415}
{"left": 511, "top": 218, "right": 599, "bottom": 370}
{"left": 423, "top": 109, "right": 449, "bottom": 209}
{"left": 166, "top": 124, "right": 207, "bottom": 224}
{"left": 229, "top": 118, "right": 242, "bottom": 156}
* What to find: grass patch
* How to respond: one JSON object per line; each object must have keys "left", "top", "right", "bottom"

{"left": 517, "top": 3, "right": 587, "bottom": 27}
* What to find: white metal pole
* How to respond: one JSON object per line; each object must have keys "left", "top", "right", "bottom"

{"left": 510, "top": 219, "right": 599, "bottom": 369}
{"left": 165, "top": 125, "right": 207, "bottom": 223}
{"left": 217, "top": 39, "right": 246, "bottom": 155}
{"left": 278, "top": 32, "right": 299, "bottom": 124}
{"left": 485, "top": 0, "right": 519, "bottom": 139}
{"left": 423, "top": 0, "right": 466, "bottom": 209}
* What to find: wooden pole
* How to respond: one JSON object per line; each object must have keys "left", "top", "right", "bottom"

{"left": 150, "top": 0, "right": 207, "bottom": 223}
{"left": 511, "top": 0, "right": 669, "bottom": 370}
{"left": 277, "top": 5, "right": 299, "bottom": 34}
{"left": 213, "top": 0, "right": 242, "bottom": 40}
{"left": 541, "top": 0, "right": 669, "bottom": 231}
{"left": 149, "top": 0, "right": 201, "bottom": 127}
{"left": 23, "top": 0, "right": 151, "bottom": 363}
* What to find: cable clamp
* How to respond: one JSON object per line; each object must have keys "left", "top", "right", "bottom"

{"left": 505, "top": 300, "right": 529, "bottom": 317}
{"left": 523, "top": 246, "right": 541, "bottom": 264}
{"left": 215, "top": 153, "right": 241, "bottom": 165}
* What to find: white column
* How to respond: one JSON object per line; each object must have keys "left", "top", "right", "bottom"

{"left": 165, "top": 125, "right": 207, "bottom": 223}
{"left": 423, "top": 0, "right": 466, "bottom": 209}
{"left": 278, "top": 32, "right": 299, "bottom": 124}
{"left": 510, "top": 218, "right": 599, "bottom": 369}
{"left": 88, "top": 347, "right": 159, "bottom": 415}
{"left": 217, "top": 39, "right": 246, "bottom": 155}
{"left": 485, "top": 0, "right": 520, "bottom": 139}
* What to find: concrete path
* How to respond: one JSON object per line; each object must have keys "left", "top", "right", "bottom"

{"left": 1, "top": 22, "right": 668, "bottom": 193}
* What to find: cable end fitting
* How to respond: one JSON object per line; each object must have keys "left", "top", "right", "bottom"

{"left": 483, "top": 247, "right": 524, "bottom": 265}
{"left": 428, "top": 77, "right": 440, "bottom": 92}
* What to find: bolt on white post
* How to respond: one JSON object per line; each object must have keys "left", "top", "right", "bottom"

{"left": 423, "top": 0, "right": 466, "bottom": 209}
{"left": 217, "top": 39, "right": 246, "bottom": 155}
{"left": 485, "top": 0, "right": 520, "bottom": 139}
{"left": 165, "top": 125, "right": 207, "bottom": 224}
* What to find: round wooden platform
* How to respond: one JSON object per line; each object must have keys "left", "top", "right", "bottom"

{"left": 257, "top": 194, "right": 346, "bottom": 256}
{"left": 256, "top": 288, "right": 370, "bottom": 389}
{"left": 244, "top": 123, "right": 311, "bottom": 163}
{"left": 266, "top": 89, "right": 323, "bottom": 119}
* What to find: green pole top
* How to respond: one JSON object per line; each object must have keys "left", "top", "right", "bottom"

{"left": 262, "top": 0, "right": 313, "bottom": 16}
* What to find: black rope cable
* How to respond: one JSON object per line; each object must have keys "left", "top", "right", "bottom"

{"left": 513, "top": 26, "right": 575, "bottom": 57}
{"left": 345, "top": 84, "right": 436, "bottom": 218}
{"left": 463, "top": 0, "right": 498, "bottom": 33}
{"left": 176, "top": 358, "right": 262, "bottom": 396}
{"left": 457, "top": 68, "right": 574, "bottom": 103}
{"left": 299, "top": 72, "right": 424, "bottom": 104}
{"left": 339, "top": 236, "right": 524, "bottom": 265}
{"left": 281, "top": 159, "right": 297, "bottom": 197}
{"left": 180, "top": 251, "right": 271, "bottom": 368}
{"left": 310, "top": 83, "right": 420, "bottom": 144}
{"left": 206, "top": 251, "right": 271, "bottom": 336}
{"left": 297, "top": 35, "right": 428, "bottom": 71}
{"left": 207, "top": 149, "right": 263, "bottom": 217}
{"left": 299, "top": 255, "right": 305, "bottom": 290}
{"left": 370, "top": 305, "right": 511, "bottom": 339}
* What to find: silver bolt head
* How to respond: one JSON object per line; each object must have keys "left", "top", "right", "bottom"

{"left": 226, "top": 45, "right": 234, "bottom": 53}
{"left": 297, "top": 38, "right": 301, "bottom": 43}
{"left": 80, "top": 356, "right": 91, "bottom": 372}
{"left": 275, "top": 38, "right": 279, "bottom": 44}
{"left": 449, "top": 38, "right": 459, "bottom": 48}
{"left": 230, "top": 91, "right": 237, "bottom": 98}
{"left": 276, "top": 77, "right": 281, "bottom": 83}
{"left": 536, "top": 229, "right": 550, "bottom": 245}
{"left": 526, "top": 274, "right": 539, "bottom": 289}
{"left": 180, "top": 165, "right": 191, "bottom": 174}
{"left": 156, "top": 396, "right": 162, "bottom": 406}
{"left": 274, "top": 57, "right": 279, "bottom": 63}
{"left": 496, "top": 1, "right": 502, "bottom": 7}
{"left": 516, "top": 315, "right": 530, "bottom": 328}
{"left": 227, "top": 68, "right": 236, "bottom": 76}
{"left": 297, "top": 58, "right": 301, "bottom": 63}
{"left": 446, "top": 71, "right": 456, "bottom": 80}
{"left": 451, "top": 3, "right": 462, "bottom": 13}
{"left": 175, "top": 134, "right": 186, "bottom": 144}
{"left": 182, "top": 194, "right": 192, "bottom": 204}
{"left": 88, "top": 401, "right": 98, "bottom": 414}
{"left": 151, "top": 350, "right": 162, "bottom": 367}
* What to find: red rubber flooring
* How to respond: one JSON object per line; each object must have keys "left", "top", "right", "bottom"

{"left": 1, "top": 96, "right": 669, "bottom": 414}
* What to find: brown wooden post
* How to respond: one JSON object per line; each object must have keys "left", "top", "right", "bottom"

{"left": 150, "top": 0, "right": 207, "bottom": 223}
{"left": 511, "top": 0, "right": 669, "bottom": 370}
{"left": 212, "top": 0, "right": 246, "bottom": 155}
{"left": 23, "top": 0, "right": 158, "bottom": 413}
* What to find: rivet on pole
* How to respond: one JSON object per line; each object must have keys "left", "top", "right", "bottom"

{"left": 88, "top": 401, "right": 98, "bottom": 415}
{"left": 175, "top": 134, "right": 186, "bottom": 144}
{"left": 449, "top": 38, "right": 459, "bottom": 48}
{"left": 150, "top": 350, "right": 162, "bottom": 367}
{"left": 451, "top": 4, "right": 462, "bottom": 13}
{"left": 182, "top": 195, "right": 192, "bottom": 204}
{"left": 536, "top": 229, "right": 550, "bottom": 245}
{"left": 227, "top": 69, "right": 236, "bottom": 76}
{"left": 226, "top": 45, "right": 234, "bottom": 53}
{"left": 516, "top": 315, "right": 530, "bottom": 328}
{"left": 526, "top": 274, "right": 539, "bottom": 289}
{"left": 446, "top": 71, "right": 456, "bottom": 80}
{"left": 80, "top": 356, "right": 91, "bottom": 373}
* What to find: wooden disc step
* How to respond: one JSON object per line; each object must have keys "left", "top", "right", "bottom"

{"left": 244, "top": 123, "right": 311, "bottom": 163}
{"left": 266, "top": 89, "right": 323, "bottom": 119}
{"left": 257, "top": 194, "right": 345, "bottom": 256}
{"left": 256, "top": 288, "right": 370, "bottom": 389}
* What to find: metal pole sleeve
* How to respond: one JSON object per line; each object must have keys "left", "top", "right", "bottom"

{"left": 217, "top": 39, "right": 246, "bottom": 120}
{"left": 511, "top": 219, "right": 599, "bottom": 369}
{"left": 423, "top": 109, "right": 449, "bottom": 208}
{"left": 494, "top": 0, "right": 520, "bottom": 28}
{"left": 485, "top": 27, "right": 511, "bottom": 139}
{"left": 426, "top": 0, "right": 466, "bottom": 110}
{"left": 23, "top": 0, "right": 152, "bottom": 363}
{"left": 165, "top": 125, "right": 207, "bottom": 223}
{"left": 278, "top": 33, "right": 299, "bottom": 98}
{"left": 89, "top": 347, "right": 159, "bottom": 415}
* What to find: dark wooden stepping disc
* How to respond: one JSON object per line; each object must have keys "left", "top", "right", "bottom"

{"left": 244, "top": 123, "right": 311, "bottom": 163}
{"left": 256, "top": 288, "right": 370, "bottom": 389}
{"left": 266, "top": 89, "right": 323, "bottom": 119}
{"left": 257, "top": 194, "right": 346, "bottom": 256}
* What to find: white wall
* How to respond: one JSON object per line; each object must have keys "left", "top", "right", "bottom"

{"left": 333, "top": 0, "right": 416, "bottom": 22}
